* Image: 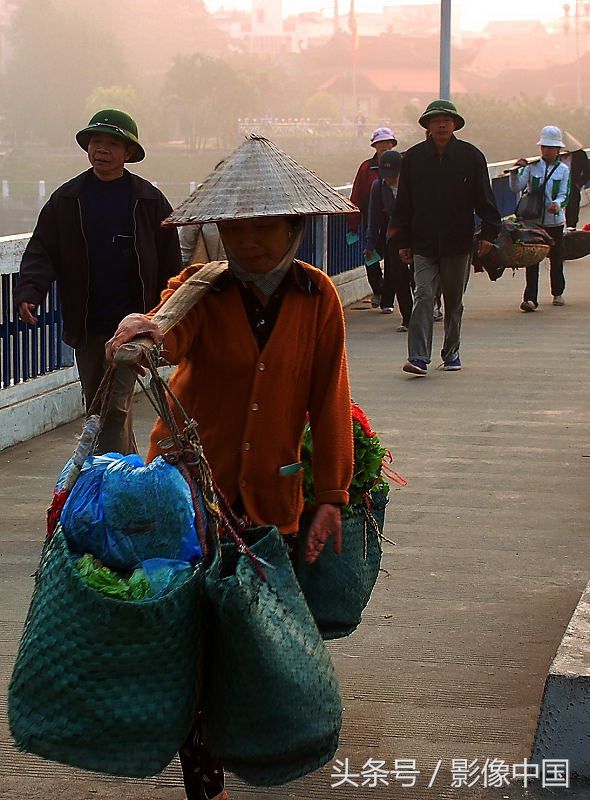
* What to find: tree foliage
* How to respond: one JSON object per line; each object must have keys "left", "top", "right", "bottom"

{"left": 5, "top": 0, "right": 127, "bottom": 145}
{"left": 84, "top": 86, "right": 144, "bottom": 123}
{"left": 303, "top": 92, "right": 340, "bottom": 122}
{"left": 162, "top": 54, "right": 294, "bottom": 149}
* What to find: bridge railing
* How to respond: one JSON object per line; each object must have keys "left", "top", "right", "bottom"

{"left": 2, "top": 155, "right": 587, "bottom": 393}
{"left": 0, "top": 235, "right": 74, "bottom": 391}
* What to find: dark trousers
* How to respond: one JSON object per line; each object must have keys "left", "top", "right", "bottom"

{"left": 75, "top": 333, "right": 138, "bottom": 455}
{"left": 382, "top": 238, "right": 413, "bottom": 324}
{"left": 565, "top": 186, "right": 582, "bottom": 229}
{"left": 365, "top": 261, "right": 383, "bottom": 297}
{"left": 523, "top": 225, "right": 565, "bottom": 304}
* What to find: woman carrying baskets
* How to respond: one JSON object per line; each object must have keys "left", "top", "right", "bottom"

{"left": 106, "top": 135, "right": 356, "bottom": 800}
{"left": 509, "top": 126, "right": 571, "bottom": 312}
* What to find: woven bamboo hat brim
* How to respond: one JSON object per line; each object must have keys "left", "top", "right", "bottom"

{"left": 563, "top": 130, "right": 584, "bottom": 152}
{"left": 164, "top": 135, "right": 358, "bottom": 226}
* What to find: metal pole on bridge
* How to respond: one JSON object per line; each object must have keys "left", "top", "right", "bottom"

{"left": 440, "top": 0, "right": 452, "bottom": 100}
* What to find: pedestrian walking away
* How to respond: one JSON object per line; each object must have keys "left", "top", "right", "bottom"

{"left": 364, "top": 149, "right": 412, "bottom": 329}
{"left": 392, "top": 99, "right": 501, "bottom": 375}
{"left": 15, "top": 108, "right": 181, "bottom": 454}
{"left": 509, "top": 125, "right": 570, "bottom": 312}
{"left": 106, "top": 135, "right": 356, "bottom": 800}
{"left": 347, "top": 126, "right": 398, "bottom": 307}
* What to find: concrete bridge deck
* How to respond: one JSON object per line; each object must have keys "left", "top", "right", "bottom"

{"left": 2, "top": 235, "right": 590, "bottom": 799}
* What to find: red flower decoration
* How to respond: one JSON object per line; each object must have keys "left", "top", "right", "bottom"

{"left": 351, "top": 401, "right": 376, "bottom": 438}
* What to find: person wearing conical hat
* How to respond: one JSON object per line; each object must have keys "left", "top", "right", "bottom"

{"left": 15, "top": 109, "right": 181, "bottom": 454}
{"left": 107, "top": 135, "right": 356, "bottom": 800}
{"left": 393, "top": 99, "right": 501, "bottom": 375}
{"left": 562, "top": 131, "right": 590, "bottom": 231}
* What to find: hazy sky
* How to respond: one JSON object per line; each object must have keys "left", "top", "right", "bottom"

{"left": 203, "top": 0, "right": 563, "bottom": 32}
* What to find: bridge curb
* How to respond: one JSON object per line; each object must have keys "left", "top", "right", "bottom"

{"left": 532, "top": 581, "right": 590, "bottom": 777}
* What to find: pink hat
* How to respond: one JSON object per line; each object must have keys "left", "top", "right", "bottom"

{"left": 370, "top": 127, "right": 397, "bottom": 146}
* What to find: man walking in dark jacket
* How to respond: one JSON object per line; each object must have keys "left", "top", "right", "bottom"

{"left": 15, "top": 109, "right": 181, "bottom": 451}
{"left": 393, "top": 99, "right": 500, "bottom": 375}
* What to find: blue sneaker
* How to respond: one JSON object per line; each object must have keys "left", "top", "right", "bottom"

{"left": 442, "top": 356, "right": 462, "bottom": 371}
{"left": 403, "top": 358, "right": 428, "bottom": 375}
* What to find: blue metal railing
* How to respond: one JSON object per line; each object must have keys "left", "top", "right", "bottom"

{"left": 296, "top": 218, "right": 318, "bottom": 265}
{"left": 0, "top": 274, "right": 71, "bottom": 389}
{"left": 492, "top": 175, "right": 519, "bottom": 219}
{"left": 327, "top": 216, "right": 365, "bottom": 277}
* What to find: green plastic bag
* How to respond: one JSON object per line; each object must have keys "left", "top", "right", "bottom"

{"left": 202, "top": 525, "right": 342, "bottom": 786}
{"left": 9, "top": 526, "right": 203, "bottom": 777}
{"left": 296, "top": 494, "right": 387, "bottom": 640}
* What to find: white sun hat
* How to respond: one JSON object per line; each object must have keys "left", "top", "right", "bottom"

{"left": 537, "top": 125, "right": 565, "bottom": 148}
{"left": 370, "top": 127, "right": 397, "bottom": 146}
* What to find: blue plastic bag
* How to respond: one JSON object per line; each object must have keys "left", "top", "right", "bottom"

{"left": 59, "top": 454, "right": 203, "bottom": 569}
{"left": 140, "top": 558, "right": 194, "bottom": 598}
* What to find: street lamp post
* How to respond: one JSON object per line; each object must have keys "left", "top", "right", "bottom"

{"left": 440, "top": 0, "right": 452, "bottom": 99}
{"left": 575, "top": 0, "right": 582, "bottom": 106}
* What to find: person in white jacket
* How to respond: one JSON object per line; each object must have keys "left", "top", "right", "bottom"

{"left": 509, "top": 125, "right": 570, "bottom": 311}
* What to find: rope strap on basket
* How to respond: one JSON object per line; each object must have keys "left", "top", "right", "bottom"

{"left": 138, "top": 353, "right": 267, "bottom": 579}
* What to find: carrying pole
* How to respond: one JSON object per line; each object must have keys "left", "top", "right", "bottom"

{"left": 440, "top": 0, "right": 452, "bottom": 100}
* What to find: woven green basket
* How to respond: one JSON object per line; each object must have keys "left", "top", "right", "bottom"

{"left": 8, "top": 525, "right": 203, "bottom": 778}
{"left": 202, "top": 525, "right": 342, "bottom": 786}
{"left": 296, "top": 494, "right": 388, "bottom": 640}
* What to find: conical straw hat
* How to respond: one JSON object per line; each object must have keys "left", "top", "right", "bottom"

{"left": 164, "top": 134, "right": 358, "bottom": 226}
{"left": 563, "top": 130, "right": 584, "bottom": 152}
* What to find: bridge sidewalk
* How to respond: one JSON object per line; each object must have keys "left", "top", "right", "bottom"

{"left": 1, "top": 231, "right": 590, "bottom": 799}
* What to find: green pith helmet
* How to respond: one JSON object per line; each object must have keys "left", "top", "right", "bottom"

{"left": 76, "top": 109, "right": 145, "bottom": 162}
{"left": 418, "top": 99, "right": 465, "bottom": 131}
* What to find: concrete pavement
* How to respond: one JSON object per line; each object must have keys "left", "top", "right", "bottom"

{"left": 1, "top": 234, "right": 590, "bottom": 799}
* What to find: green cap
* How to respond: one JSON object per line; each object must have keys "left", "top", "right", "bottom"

{"left": 418, "top": 99, "right": 465, "bottom": 131}
{"left": 76, "top": 109, "right": 145, "bottom": 162}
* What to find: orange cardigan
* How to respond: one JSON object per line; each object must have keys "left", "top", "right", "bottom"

{"left": 147, "top": 261, "right": 353, "bottom": 534}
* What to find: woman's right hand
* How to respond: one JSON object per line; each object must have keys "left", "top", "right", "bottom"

{"left": 105, "top": 313, "right": 163, "bottom": 364}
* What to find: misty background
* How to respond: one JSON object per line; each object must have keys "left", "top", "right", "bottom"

{"left": 1, "top": 0, "right": 590, "bottom": 235}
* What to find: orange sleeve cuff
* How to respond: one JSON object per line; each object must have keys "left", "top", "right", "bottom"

{"left": 315, "top": 490, "right": 350, "bottom": 506}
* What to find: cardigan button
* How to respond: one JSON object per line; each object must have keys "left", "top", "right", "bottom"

{"left": 257, "top": 362, "right": 265, "bottom": 371}
{"left": 240, "top": 479, "right": 247, "bottom": 488}
{"left": 243, "top": 442, "right": 251, "bottom": 451}
{"left": 251, "top": 402, "right": 259, "bottom": 411}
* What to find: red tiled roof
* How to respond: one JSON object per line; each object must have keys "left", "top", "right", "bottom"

{"left": 319, "top": 67, "right": 468, "bottom": 95}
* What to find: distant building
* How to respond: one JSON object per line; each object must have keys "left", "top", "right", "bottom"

{"left": 311, "top": 33, "right": 473, "bottom": 120}
{"left": 213, "top": 0, "right": 286, "bottom": 55}
{"left": 211, "top": 2, "right": 460, "bottom": 55}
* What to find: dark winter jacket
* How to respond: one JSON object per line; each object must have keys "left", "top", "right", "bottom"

{"left": 365, "top": 178, "right": 398, "bottom": 252}
{"left": 393, "top": 136, "right": 501, "bottom": 258}
{"left": 15, "top": 169, "right": 181, "bottom": 347}
{"left": 347, "top": 153, "right": 380, "bottom": 231}
{"left": 568, "top": 149, "right": 590, "bottom": 190}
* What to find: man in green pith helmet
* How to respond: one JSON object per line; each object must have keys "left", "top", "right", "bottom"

{"left": 393, "top": 99, "right": 501, "bottom": 376}
{"left": 15, "top": 109, "right": 181, "bottom": 453}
